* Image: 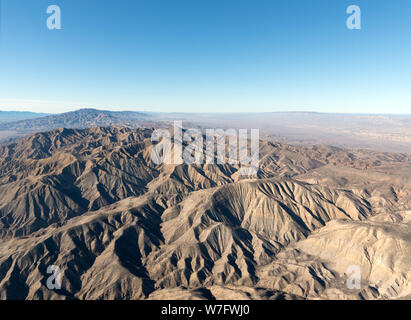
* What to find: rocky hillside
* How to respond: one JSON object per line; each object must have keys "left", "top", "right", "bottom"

{"left": 0, "top": 127, "right": 409, "bottom": 300}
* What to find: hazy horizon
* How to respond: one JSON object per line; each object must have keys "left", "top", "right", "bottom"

{"left": 1, "top": 107, "right": 411, "bottom": 116}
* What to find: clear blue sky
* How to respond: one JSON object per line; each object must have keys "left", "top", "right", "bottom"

{"left": 0, "top": 0, "right": 410, "bottom": 114}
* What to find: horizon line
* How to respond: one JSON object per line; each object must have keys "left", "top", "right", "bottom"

{"left": 1, "top": 107, "right": 411, "bottom": 117}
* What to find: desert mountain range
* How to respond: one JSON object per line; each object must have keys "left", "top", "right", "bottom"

{"left": 1, "top": 109, "right": 411, "bottom": 152}
{"left": 0, "top": 124, "right": 409, "bottom": 300}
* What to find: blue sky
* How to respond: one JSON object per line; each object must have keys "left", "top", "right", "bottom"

{"left": 0, "top": 0, "right": 410, "bottom": 114}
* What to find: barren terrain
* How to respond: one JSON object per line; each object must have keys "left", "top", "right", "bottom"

{"left": 0, "top": 126, "right": 409, "bottom": 300}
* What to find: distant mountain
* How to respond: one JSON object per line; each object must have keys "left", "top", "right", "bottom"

{"left": 0, "top": 108, "right": 154, "bottom": 132}
{"left": 0, "top": 110, "right": 49, "bottom": 123}
{"left": 0, "top": 108, "right": 177, "bottom": 145}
